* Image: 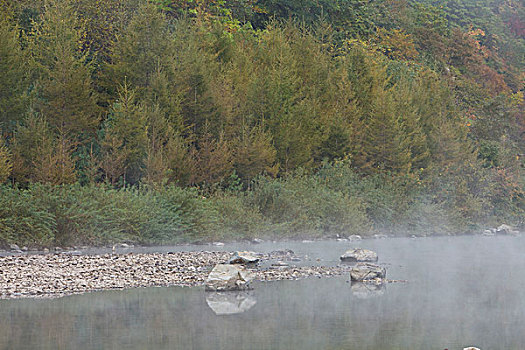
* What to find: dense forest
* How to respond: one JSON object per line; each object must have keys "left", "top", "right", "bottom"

{"left": 0, "top": 0, "right": 523, "bottom": 247}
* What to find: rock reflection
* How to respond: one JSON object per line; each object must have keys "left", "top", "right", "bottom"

{"left": 351, "top": 282, "right": 386, "bottom": 299}
{"left": 206, "top": 291, "right": 257, "bottom": 315}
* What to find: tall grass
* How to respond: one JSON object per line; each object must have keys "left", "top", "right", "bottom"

{"left": 0, "top": 161, "right": 522, "bottom": 248}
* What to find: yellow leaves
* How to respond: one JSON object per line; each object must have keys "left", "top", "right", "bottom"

{"left": 468, "top": 28, "right": 485, "bottom": 37}
{"left": 374, "top": 28, "right": 419, "bottom": 61}
{"left": 508, "top": 91, "right": 524, "bottom": 107}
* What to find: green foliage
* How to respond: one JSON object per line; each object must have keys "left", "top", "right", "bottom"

{"left": 250, "top": 170, "right": 371, "bottom": 236}
{"left": 0, "top": 185, "right": 56, "bottom": 247}
{"left": 0, "top": 0, "right": 522, "bottom": 243}
{"left": 0, "top": 138, "right": 11, "bottom": 182}
{"left": 100, "top": 84, "right": 148, "bottom": 185}
{"left": 29, "top": 184, "right": 187, "bottom": 245}
{"left": 28, "top": 0, "right": 99, "bottom": 139}
{"left": 209, "top": 191, "right": 268, "bottom": 240}
{"left": 0, "top": 15, "right": 28, "bottom": 131}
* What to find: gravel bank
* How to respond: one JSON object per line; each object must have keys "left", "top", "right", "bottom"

{"left": 0, "top": 251, "right": 353, "bottom": 299}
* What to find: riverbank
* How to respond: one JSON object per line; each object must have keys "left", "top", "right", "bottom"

{"left": 2, "top": 164, "right": 523, "bottom": 251}
{"left": 0, "top": 250, "right": 354, "bottom": 299}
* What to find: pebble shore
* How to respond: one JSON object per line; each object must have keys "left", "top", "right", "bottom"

{"left": 0, "top": 251, "right": 353, "bottom": 299}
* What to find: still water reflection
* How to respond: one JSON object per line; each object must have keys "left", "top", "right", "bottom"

{"left": 1, "top": 235, "right": 524, "bottom": 349}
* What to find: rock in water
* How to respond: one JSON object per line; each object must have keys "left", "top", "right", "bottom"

{"left": 229, "top": 251, "right": 260, "bottom": 264}
{"left": 206, "top": 291, "right": 257, "bottom": 315}
{"left": 350, "top": 263, "right": 386, "bottom": 282}
{"left": 340, "top": 248, "right": 378, "bottom": 262}
{"left": 463, "top": 347, "right": 481, "bottom": 350}
{"left": 205, "top": 264, "right": 253, "bottom": 291}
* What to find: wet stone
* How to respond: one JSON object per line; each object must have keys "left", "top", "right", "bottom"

{"left": 229, "top": 251, "right": 260, "bottom": 264}
{"left": 205, "top": 264, "right": 253, "bottom": 291}
{"left": 340, "top": 248, "right": 378, "bottom": 262}
{"left": 350, "top": 263, "right": 386, "bottom": 282}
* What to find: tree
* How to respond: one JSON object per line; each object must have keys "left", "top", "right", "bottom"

{"left": 100, "top": 84, "right": 147, "bottom": 185}
{"left": 233, "top": 124, "right": 278, "bottom": 182}
{"left": 29, "top": 0, "right": 99, "bottom": 141}
{"left": 192, "top": 129, "right": 234, "bottom": 187}
{"left": 11, "top": 112, "right": 76, "bottom": 185}
{"left": 104, "top": 2, "right": 173, "bottom": 100}
{"left": 0, "top": 14, "right": 28, "bottom": 131}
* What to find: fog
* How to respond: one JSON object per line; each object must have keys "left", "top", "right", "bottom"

{"left": 1, "top": 235, "right": 524, "bottom": 349}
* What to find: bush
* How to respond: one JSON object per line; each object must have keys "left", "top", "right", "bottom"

{"left": 0, "top": 185, "right": 55, "bottom": 247}
{"left": 250, "top": 171, "right": 371, "bottom": 237}
{"left": 210, "top": 192, "right": 268, "bottom": 240}
{"left": 158, "top": 186, "right": 221, "bottom": 242}
{"left": 316, "top": 161, "right": 419, "bottom": 232}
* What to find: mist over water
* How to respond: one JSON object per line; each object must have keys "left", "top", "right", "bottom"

{"left": 1, "top": 235, "right": 524, "bottom": 350}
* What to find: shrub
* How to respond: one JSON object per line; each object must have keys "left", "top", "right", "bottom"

{"left": 0, "top": 185, "right": 55, "bottom": 247}
{"left": 210, "top": 192, "right": 268, "bottom": 240}
{"left": 250, "top": 171, "right": 371, "bottom": 237}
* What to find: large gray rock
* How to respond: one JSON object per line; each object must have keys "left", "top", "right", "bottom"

{"left": 340, "top": 248, "right": 378, "bottom": 262}
{"left": 350, "top": 263, "right": 386, "bottom": 282}
{"left": 206, "top": 291, "right": 257, "bottom": 315}
{"left": 205, "top": 264, "right": 253, "bottom": 291}
{"left": 229, "top": 251, "right": 260, "bottom": 264}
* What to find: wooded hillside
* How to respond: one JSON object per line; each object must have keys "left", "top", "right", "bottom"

{"left": 0, "top": 0, "right": 523, "bottom": 246}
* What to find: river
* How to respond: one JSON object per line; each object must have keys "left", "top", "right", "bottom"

{"left": 1, "top": 235, "right": 523, "bottom": 349}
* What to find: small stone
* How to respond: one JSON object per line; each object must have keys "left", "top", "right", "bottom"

{"left": 67, "top": 250, "right": 82, "bottom": 256}
{"left": 43, "top": 248, "right": 49, "bottom": 253}
{"left": 9, "top": 244, "right": 20, "bottom": 251}
{"left": 21, "top": 246, "right": 28, "bottom": 252}
{"left": 229, "top": 251, "right": 259, "bottom": 264}
{"left": 496, "top": 224, "right": 513, "bottom": 234}
{"left": 463, "top": 347, "right": 481, "bottom": 350}
{"left": 55, "top": 247, "right": 63, "bottom": 251}
{"left": 251, "top": 238, "right": 264, "bottom": 244}
{"left": 340, "top": 248, "right": 378, "bottom": 262}
{"left": 212, "top": 242, "right": 225, "bottom": 246}
{"left": 348, "top": 235, "right": 362, "bottom": 241}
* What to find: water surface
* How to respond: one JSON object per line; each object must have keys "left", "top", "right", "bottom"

{"left": 1, "top": 235, "right": 523, "bottom": 349}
